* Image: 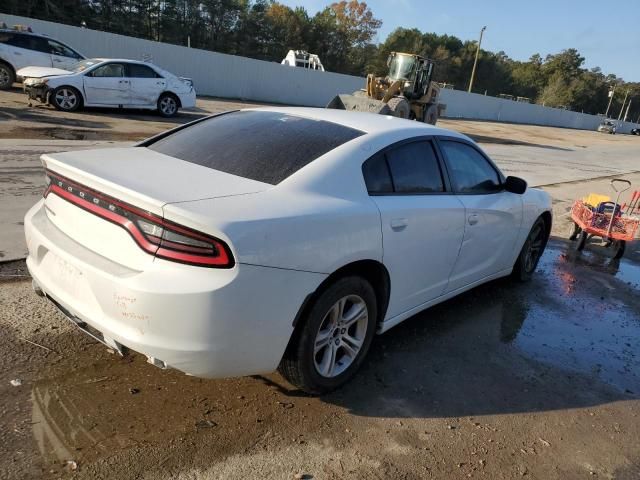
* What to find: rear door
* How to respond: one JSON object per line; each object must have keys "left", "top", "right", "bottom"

{"left": 83, "top": 62, "right": 130, "bottom": 105}
{"left": 46, "top": 38, "right": 83, "bottom": 70}
{"left": 126, "top": 63, "right": 166, "bottom": 106}
{"left": 438, "top": 138, "right": 523, "bottom": 291}
{"left": 364, "top": 139, "right": 466, "bottom": 318}
{"left": 3, "top": 33, "right": 52, "bottom": 70}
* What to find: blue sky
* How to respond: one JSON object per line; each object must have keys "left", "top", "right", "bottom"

{"left": 278, "top": 0, "right": 640, "bottom": 82}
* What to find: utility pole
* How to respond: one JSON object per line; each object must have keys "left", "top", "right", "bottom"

{"left": 605, "top": 84, "right": 616, "bottom": 118}
{"left": 618, "top": 90, "right": 629, "bottom": 120}
{"left": 468, "top": 26, "right": 486, "bottom": 93}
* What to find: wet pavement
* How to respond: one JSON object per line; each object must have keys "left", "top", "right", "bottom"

{"left": 2, "top": 238, "right": 639, "bottom": 479}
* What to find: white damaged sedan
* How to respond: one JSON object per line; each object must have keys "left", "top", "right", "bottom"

{"left": 18, "top": 58, "right": 195, "bottom": 117}
{"left": 25, "top": 108, "right": 552, "bottom": 394}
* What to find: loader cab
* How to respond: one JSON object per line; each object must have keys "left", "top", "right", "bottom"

{"left": 386, "top": 52, "right": 434, "bottom": 100}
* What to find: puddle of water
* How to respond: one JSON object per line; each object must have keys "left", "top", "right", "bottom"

{"left": 504, "top": 243, "right": 640, "bottom": 394}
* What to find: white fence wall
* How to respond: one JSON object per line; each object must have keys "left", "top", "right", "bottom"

{"left": 439, "top": 89, "right": 639, "bottom": 134}
{"left": 2, "top": 14, "right": 639, "bottom": 133}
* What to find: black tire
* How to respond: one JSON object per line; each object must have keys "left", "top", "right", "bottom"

{"left": 0, "top": 62, "right": 16, "bottom": 90}
{"left": 568, "top": 221, "right": 581, "bottom": 241}
{"left": 423, "top": 104, "right": 438, "bottom": 125}
{"left": 575, "top": 229, "right": 588, "bottom": 251}
{"left": 611, "top": 240, "right": 626, "bottom": 259}
{"left": 51, "top": 86, "right": 82, "bottom": 112}
{"left": 157, "top": 93, "right": 179, "bottom": 117}
{"left": 278, "top": 276, "right": 377, "bottom": 395}
{"left": 512, "top": 217, "right": 548, "bottom": 281}
{"left": 387, "top": 97, "right": 411, "bottom": 119}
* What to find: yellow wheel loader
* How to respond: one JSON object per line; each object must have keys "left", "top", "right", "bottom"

{"left": 326, "top": 52, "right": 446, "bottom": 125}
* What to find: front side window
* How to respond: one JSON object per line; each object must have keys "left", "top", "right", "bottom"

{"left": 439, "top": 140, "right": 501, "bottom": 194}
{"left": 48, "top": 39, "right": 80, "bottom": 58}
{"left": 91, "top": 63, "right": 125, "bottom": 78}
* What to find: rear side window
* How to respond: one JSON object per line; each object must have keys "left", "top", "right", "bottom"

{"left": 0, "top": 33, "right": 14, "bottom": 44}
{"left": 362, "top": 140, "right": 444, "bottom": 194}
{"left": 439, "top": 140, "right": 501, "bottom": 194}
{"left": 386, "top": 141, "right": 444, "bottom": 193}
{"left": 146, "top": 111, "right": 364, "bottom": 185}
{"left": 362, "top": 153, "right": 393, "bottom": 194}
{"left": 127, "top": 64, "right": 160, "bottom": 78}
{"left": 5, "top": 33, "right": 48, "bottom": 53}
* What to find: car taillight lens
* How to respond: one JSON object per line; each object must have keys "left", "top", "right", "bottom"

{"left": 43, "top": 170, "right": 234, "bottom": 268}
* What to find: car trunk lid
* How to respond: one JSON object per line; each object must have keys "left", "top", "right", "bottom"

{"left": 42, "top": 147, "right": 269, "bottom": 269}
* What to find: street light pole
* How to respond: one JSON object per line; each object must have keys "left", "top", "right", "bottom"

{"left": 468, "top": 26, "right": 486, "bottom": 93}
{"left": 605, "top": 84, "right": 616, "bottom": 118}
{"left": 618, "top": 90, "right": 629, "bottom": 120}
{"left": 623, "top": 99, "right": 632, "bottom": 122}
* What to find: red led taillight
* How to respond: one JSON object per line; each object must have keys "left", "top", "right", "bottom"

{"left": 44, "top": 170, "right": 234, "bottom": 268}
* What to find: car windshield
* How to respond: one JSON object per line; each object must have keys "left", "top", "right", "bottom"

{"left": 71, "top": 59, "right": 102, "bottom": 73}
{"left": 146, "top": 111, "right": 365, "bottom": 185}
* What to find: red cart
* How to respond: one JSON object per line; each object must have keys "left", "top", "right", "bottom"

{"left": 568, "top": 179, "right": 640, "bottom": 259}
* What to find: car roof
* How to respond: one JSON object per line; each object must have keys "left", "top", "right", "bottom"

{"left": 243, "top": 106, "right": 469, "bottom": 138}
{"left": 92, "top": 58, "right": 159, "bottom": 66}
{"left": 0, "top": 29, "right": 50, "bottom": 39}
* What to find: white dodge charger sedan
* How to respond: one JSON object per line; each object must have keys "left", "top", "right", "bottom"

{"left": 25, "top": 108, "right": 552, "bottom": 394}
{"left": 17, "top": 58, "right": 195, "bottom": 117}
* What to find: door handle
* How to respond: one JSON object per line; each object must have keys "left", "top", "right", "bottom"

{"left": 390, "top": 218, "right": 408, "bottom": 230}
{"left": 468, "top": 214, "right": 479, "bottom": 226}
{"left": 119, "top": 80, "right": 129, "bottom": 84}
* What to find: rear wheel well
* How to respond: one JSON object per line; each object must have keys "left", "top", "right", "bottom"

{"left": 293, "top": 260, "right": 390, "bottom": 330}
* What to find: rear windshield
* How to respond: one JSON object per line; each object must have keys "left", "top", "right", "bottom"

{"left": 146, "top": 111, "right": 364, "bottom": 185}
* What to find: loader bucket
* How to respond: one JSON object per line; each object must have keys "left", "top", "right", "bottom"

{"left": 326, "top": 94, "right": 392, "bottom": 116}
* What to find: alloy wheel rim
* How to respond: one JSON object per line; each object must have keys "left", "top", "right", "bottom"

{"left": 160, "top": 97, "right": 176, "bottom": 115}
{"left": 313, "top": 295, "right": 368, "bottom": 378}
{"left": 55, "top": 89, "right": 77, "bottom": 110}
{"left": 524, "top": 223, "right": 544, "bottom": 273}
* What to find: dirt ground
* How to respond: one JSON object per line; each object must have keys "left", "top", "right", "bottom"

{"left": 1, "top": 88, "right": 640, "bottom": 479}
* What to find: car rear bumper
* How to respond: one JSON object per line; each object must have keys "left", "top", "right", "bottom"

{"left": 25, "top": 200, "right": 325, "bottom": 378}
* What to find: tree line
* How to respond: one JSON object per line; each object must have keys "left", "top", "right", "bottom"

{"left": 3, "top": 0, "right": 638, "bottom": 120}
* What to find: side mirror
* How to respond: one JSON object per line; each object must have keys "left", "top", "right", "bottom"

{"left": 504, "top": 176, "right": 527, "bottom": 194}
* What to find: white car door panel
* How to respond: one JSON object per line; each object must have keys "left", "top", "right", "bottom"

{"left": 83, "top": 63, "right": 130, "bottom": 105}
{"left": 362, "top": 141, "right": 466, "bottom": 319}
{"left": 126, "top": 63, "right": 166, "bottom": 105}
{"left": 438, "top": 139, "right": 524, "bottom": 291}
{"left": 447, "top": 193, "right": 522, "bottom": 290}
